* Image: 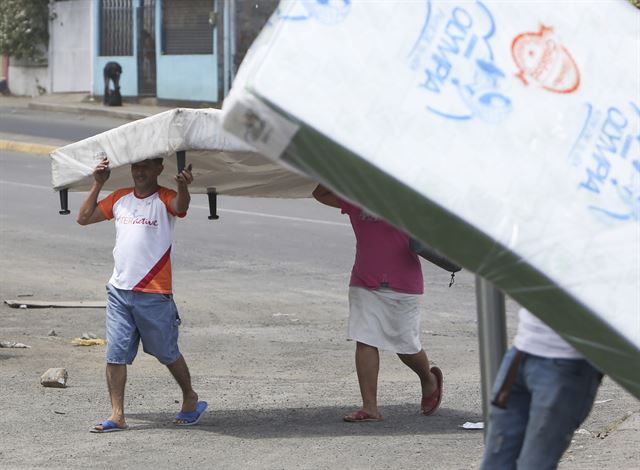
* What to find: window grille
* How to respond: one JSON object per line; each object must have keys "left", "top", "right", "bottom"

{"left": 99, "top": 0, "right": 133, "bottom": 56}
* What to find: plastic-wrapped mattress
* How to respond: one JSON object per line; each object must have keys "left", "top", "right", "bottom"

{"left": 221, "top": 0, "right": 640, "bottom": 396}
{"left": 50, "top": 107, "right": 314, "bottom": 198}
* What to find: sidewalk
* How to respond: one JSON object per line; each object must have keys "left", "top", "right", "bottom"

{"left": 2, "top": 92, "right": 174, "bottom": 121}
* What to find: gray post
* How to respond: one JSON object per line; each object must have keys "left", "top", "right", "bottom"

{"left": 475, "top": 275, "right": 507, "bottom": 436}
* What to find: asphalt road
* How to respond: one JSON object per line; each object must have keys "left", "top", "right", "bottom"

{"left": 0, "top": 148, "right": 354, "bottom": 270}
{"left": 0, "top": 105, "right": 131, "bottom": 142}
{"left": 0, "top": 109, "right": 638, "bottom": 469}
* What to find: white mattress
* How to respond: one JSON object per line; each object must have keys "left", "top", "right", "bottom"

{"left": 221, "top": 0, "right": 640, "bottom": 395}
{"left": 50, "top": 107, "right": 315, "bottom": 198}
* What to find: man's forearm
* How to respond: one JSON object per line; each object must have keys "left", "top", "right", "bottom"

{"left": 77, "top": 181, "right": 103, "bottom": 225}
{"left": 174, "top": 184, "right": 191, "bottom": 213}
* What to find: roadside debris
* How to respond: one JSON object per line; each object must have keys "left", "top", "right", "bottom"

{"left": 4, "top": 299, "right": 106, "bottom": 309}
{"left": 40, "top": 368, "right": 68, "bottom": 388}
{"left": 48, "top": 329, "right": 58, "bottom": 337}
{"left": 0, "top": 341, "right": 31, "bottom": 348}
{"left": 616, "top": 410, "right": 640, "bottom": 431}
{"left": 460, "top": 421, "right": 484, "bottom": 430}
{"left": 71, "top": 336, "right": 107, "bottom": 346}
{"left": 596, "top": 410, "right": 639, "bottom": 438}
{"left": 71, "top": 332, "right": 106, "bottom": 346}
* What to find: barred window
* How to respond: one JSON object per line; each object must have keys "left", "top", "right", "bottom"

{"left": 162, "top": 0, "right": 214, "bottom": 55}
{"left": 99, "top": 0, "right": 133, "bottom": 56}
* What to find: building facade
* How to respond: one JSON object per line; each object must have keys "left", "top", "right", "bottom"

{"left": 93, "top": 0, "right": 277, "bottom": 105}
{"left": 21, "top": 0, "right": 277, "bottom": 104}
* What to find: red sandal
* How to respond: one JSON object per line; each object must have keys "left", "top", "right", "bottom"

{"left": 421, "top": 366, "right": 443, "bottom": 416}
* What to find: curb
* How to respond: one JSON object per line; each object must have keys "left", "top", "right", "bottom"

{"left": 0, "top": 139, "right": 56, "bottom": 156}
{"left": 28, "top": 102, "right": 152, "bottom": 121}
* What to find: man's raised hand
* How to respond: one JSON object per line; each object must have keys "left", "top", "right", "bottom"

{"left": 175, "top": 163, "right": 193, "bottom": 186}
{"left": 94, "top": 157, "right": 111, "bottom": 184}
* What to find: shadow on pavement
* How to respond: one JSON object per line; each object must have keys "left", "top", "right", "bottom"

{"left": 0, "top": 352, "right": 20, "bottom": 361}
{"left": 126, "top": 404, "right": 483, "bottom": 437}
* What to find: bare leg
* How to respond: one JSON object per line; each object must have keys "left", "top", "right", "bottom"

{"left": 103, "top": 73, "right": 109, "bottom": 104}
{"left": 355, "top": 341, "right": 382, "bottom": 418}
{"left": 166, "top": 355, "right": 198, "bottom": 420}
{"left": 94, "top": 363, "right": 127, "bottom": 430}
{"left": 397, "top": 350, "right": 437, "bottom": 397}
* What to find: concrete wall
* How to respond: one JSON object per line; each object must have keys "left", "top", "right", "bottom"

{"left": 8, "top": 63, "right": 49, "bottom": 96}
{"left": 1, "top": 55, "right": 8, "bottom": 80}
{"left": 156, "top": 55, "right": 217, "bottom": 102}
{"left": 49, "top": 0, "right": 92, "bottom": 92}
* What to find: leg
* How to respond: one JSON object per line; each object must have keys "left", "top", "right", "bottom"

{"left": 397, "top": 349, "right": 437, "bottom": 398}
{"left": 481, "top": 348, "right": 530, "bottom": 470}
{"left": 344, "top": 288, "right": 384, "bottom": 421}
{"left": 103, "top": 75, "right": 108, "bottom": 104}
{"left": 354, "top": 341, "right": 381, "bottom": 418}
{"left": 166, "top": 354, "right": 199, "bottom": 417}
{"left": 95, "top": 286, "right": 139, "bottom": 431}
{"left": 516, "top": 358, "right": 602, "bottom": 470}
{"left": 101, "top": 364, "right": 127, "bottom": 427}
{"left": 132, "top": 292, "right": 202, "bottom": 423}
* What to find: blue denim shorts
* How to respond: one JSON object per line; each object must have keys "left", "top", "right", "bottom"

{"left": 105, "top": 284, "right": 181, "bottom": 365}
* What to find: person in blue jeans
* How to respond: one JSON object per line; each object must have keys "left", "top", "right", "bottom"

{"left": 480, "top": 308, "right": 603, "bottom": 470}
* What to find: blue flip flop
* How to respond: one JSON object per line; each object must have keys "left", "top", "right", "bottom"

{"left": 90, "top": 419, "right": 129, "bottom": 433}
{"left": 175, "top": 400, "right": 208, "bottom": 426}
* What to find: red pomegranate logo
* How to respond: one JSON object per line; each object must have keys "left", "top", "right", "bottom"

{"left": 511, "top": 25, "right": 580, "bottom": 94}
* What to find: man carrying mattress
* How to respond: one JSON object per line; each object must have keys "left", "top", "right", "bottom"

{"left": 77, "top": 156, "right": 207, "bottom": 432}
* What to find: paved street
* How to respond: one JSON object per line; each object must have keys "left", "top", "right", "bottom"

{"left": 0, "top": 102, "right": 638, "bottom": 469}
{"left": 0, "top": 105, "right": 130, "bottom": 142}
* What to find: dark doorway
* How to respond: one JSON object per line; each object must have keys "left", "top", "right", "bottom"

{"left": 233, "top": 0, "right": 279, "bottom": 73}
{"left": 218, "top": 0, "right": 279, "bottom": 100}
{"left": 137, "top": 0, "right": 156, "bottom": 96}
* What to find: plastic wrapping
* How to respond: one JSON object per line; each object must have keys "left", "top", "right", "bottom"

{"left": 50, "top": 108, "right": 314, "bottom": 197}
{"left": 221, "top": 1, "right": 640, "bottom": 397}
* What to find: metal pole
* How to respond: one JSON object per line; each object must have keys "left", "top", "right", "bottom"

{"left": 475, "top": 275, "right": 507, "bottom": 437}
{"left": 206, "top": 188, "right": 220, "bottom": 220}
{"left": 224, "top": 0, "right": 233, "bottom": 97}
{"left": 176, "top": 150, "right": 186, "bottom": 173}
{"left": 89, "top": 0, "right": 95, "bottom": 99}
{"left": 58, "top": 188, "right": 71, "bottom": 215}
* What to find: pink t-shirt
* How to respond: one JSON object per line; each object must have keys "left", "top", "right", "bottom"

{"left": 340, "top": 199, "right": 423, "bottom": 294}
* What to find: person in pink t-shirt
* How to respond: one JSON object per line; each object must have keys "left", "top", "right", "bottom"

{"left": 313, "top": 184, "right": 443, "bottom": 422}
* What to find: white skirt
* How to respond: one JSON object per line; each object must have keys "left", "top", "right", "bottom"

{"left": 347, "top": 286, "right": 423, "bottom": 354}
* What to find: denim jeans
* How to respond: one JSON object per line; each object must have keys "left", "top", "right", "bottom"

{"left": 480, "top": 347, "right": 602, "bottom": 470}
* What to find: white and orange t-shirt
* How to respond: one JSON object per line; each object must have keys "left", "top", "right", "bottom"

{"left": 98, "top": 187, "right": 186, "bottom": 294}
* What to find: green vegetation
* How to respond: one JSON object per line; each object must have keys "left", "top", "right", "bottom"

{"left": 0, "top": 0, "right": 50, "bottom": 62}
